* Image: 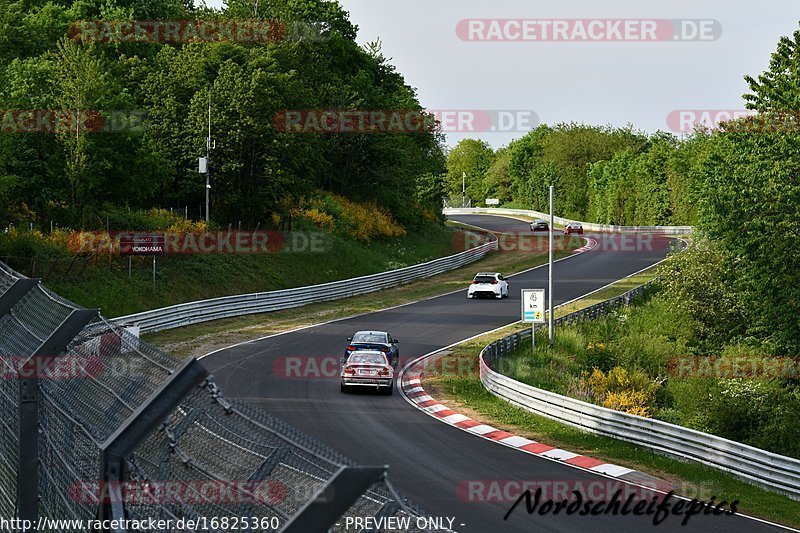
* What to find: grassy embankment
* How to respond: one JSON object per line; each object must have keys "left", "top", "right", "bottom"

{"left": 43, "top": 222, "right": 460, "bottom": 317}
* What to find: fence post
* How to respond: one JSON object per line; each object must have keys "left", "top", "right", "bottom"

{"left": 280, "top": 465, "right": 388, "bottom": 533}
{"left": 18, "top": 307, "right": 98, "bottom": 522}
{"left": 0, "top": 278, "right": 39, "bottom": 317}
{"left": 95, "top": 357, "right": 208, "bottom": 531}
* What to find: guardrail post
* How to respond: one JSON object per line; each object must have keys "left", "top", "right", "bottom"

{"left": 280, "top": 465, "right": 388, "bottom": 533}
{"left": 17, "top": 307, "right": 98, "bottom": 523}
{"left": 362, "top": 500, "right": 401, "bottom": 533}
{"left": 242, "top": 448, "right": 291, "bottom": 532}
{"left": 95, "top": 357, "right": 208, "bottom": 532}
{"left": 0, "top": 278, "right": 39, "bottom": 317}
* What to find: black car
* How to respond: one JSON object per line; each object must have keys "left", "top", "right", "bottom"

{"left": 344, "top": 331, "right": 400, "bottom": 367}
{"left": 530, "top": 219, "right": 549, "bottom": 231}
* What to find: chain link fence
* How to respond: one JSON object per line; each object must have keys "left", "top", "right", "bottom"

{"left": 0, "top": 262, "right": 443, "bottom": 532}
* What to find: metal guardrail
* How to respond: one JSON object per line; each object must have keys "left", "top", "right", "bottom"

{"left": 0, "top": 262, "right": 441, "bottom": 531}
{"left": 444, "top": 208, "right": 694, "bottom": 235}
{"left": 117, "top": 232, "right": 498, "bottom": 333}
{"left": 478, "top": 282, "right": 800, "bottom": 501}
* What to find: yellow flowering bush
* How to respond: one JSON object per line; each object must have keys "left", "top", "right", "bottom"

{"left": 581, "top": 366, "right": 658, "bottom": 416}
{"left": 297, "top": 192, "right": 406, "bottom": 242}
{"left": 301, "top": 208, "right": 335, "bottom": 230}
{"left": 603, "top": 390, "right": 653, "bottom": 417}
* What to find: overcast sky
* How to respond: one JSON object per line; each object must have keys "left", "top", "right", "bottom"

{"left": 208, "top": 0, "right": 799, "bottom": 148}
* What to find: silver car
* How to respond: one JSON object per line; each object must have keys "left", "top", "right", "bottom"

{"left": 530, "top": 219, "right": 549, "bottom": 231}
{"left": 340, "top": 350, "right": 394, "bottom": 395}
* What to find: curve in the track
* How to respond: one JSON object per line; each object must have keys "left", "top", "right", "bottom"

{"left": 202, "top": 215, "right": 787, "bottom": 533}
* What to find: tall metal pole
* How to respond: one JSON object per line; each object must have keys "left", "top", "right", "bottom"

{"left": 548, "top": 185, "right": 554, "bottom": 347}
{"left": 205, "top": 89, "right": 212, "bottom": 224}
{"left": 462, "top": 172, "right": 466, "bottom": 208}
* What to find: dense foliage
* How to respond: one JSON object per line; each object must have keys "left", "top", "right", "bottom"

{"left": 0, "top": 0, "right": 446, "bottom": 230}
{"left": 446, "top": 124, "right": 712, "bottom": 225}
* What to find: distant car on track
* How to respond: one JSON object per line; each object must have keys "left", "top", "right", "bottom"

{"left": 467, "top": 272, "right": 509, "bottom": 299}
{"left": 344, "top": 331, "right": 399, "bottom": 367}
{"left": 530, "top": 219, "right": 549, "bottom": 231}
{"left": 564, "top": 222, "right": 584, "bottom": 235}
{"left": 340, "top": 350, "right": 394, "bottom": 394}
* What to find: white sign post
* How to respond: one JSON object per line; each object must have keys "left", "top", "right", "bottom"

{"left": 485, "top": 198, "right": 500, "bottom": 206}
{"left": 522, "top": 289, "right": 546, "bottom": 350}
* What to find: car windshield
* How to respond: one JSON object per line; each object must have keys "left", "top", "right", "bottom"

{"left": 352, "top": 332, "right": 388, "bottom": 343}
{"left": 349, "top": 352, "right": 387, "bottom": 364}
{"left": 475, "top": 276, "right": 495, "bottom": 284}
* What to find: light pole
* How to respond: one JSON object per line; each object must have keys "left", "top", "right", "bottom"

{"left": 205, "top": 90, "right": 212, "bottom": 223}
{"left": 548, "top": 185, "right": 554, "bottom": 347}
{"left": 462, "top": 172, "right": 466, "bottom": 208}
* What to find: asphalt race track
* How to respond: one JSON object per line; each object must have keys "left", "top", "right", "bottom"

{"left": 202, "top": 215, "right": 786, "bottom": 532}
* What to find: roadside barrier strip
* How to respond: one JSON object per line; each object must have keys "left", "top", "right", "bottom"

{"left": 399, "top": 357, "right": 664, "bottom": 490}
{"left": 572, "top": 238, "right": 597, "bottom": 253}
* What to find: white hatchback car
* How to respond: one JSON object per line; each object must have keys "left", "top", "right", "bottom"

{"left": 467, "top": 272, "right": 509, "bottom": 299}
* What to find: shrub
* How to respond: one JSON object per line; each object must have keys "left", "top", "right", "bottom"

{"left": 580, "top": 366, "right": 659, "bottom": 416}
{"left": 662, "top": 378, "right": 718, "bottom": 434}
{"left": 0, "top": 227, "right": 71, "bottom": 259}
{"left": 300, "top": 208, "right": 335, "bottom": 230}
{"left": 297, "top": 192, "right": 406, "bottom": 242}
{"left": 603, "top": 390, "right": 652, "bottom": 417}
{"left": 706, "top": 378, "right": 775, "bottom": 443}
{"left": 656, "top": 240, "right": 746, "bottom": 349}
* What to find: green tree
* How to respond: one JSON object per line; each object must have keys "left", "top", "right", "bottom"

{"left": 697, "top": 125, "right": 800, "bottom": 352}
{"left": 445, "top": 138, "right": 494, "bottom": 205}
{"left": 744, "top": 24, "right": 800, "bottom": 112}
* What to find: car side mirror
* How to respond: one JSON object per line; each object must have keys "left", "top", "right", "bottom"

{"left": 347, "top": 337, "right": 352, "bottom": 341}
{"left": 339, "top": 357, "right": 346, "bottom": 365}
{"left": 394, "top": 339, "right": 400, "bottom": 343}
